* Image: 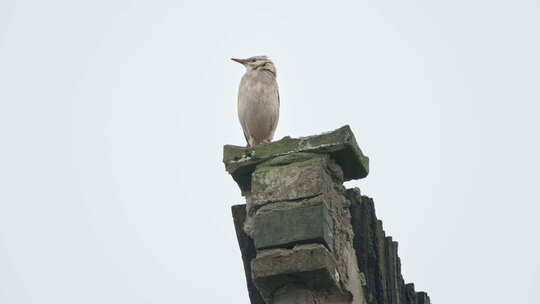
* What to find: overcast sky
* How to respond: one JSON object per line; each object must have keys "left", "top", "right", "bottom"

{"left": 1, "top": 0, "right": 539, "bottom": 303}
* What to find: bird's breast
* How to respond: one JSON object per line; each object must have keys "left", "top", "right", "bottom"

{"left": 237, "top": 71, "right": 280, "bottom": 141}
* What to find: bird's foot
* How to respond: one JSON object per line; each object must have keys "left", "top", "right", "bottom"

{"left": 262, "top": 138, "right": 272, "bottom": 144}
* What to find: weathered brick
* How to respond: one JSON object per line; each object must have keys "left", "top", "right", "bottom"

{"left": 416, "top": 292, "right": 431, "bottom": 304}
{"left": 223, "top": 125, "right": 369, "bottom": 192}
{"left": 249, "top": 154, "right": 334, "bottom": 205}
{"left": 252, "top": 198, "right": 333, "bottom": 250}
{"left": 251, "top": 244, "right": 342, "bottom": 301}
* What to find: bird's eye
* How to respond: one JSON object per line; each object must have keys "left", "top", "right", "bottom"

{"left": 250, "top": 58, "right": 257, "bottom": 62}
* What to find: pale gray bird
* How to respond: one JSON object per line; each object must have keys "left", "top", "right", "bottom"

{"left": 231, "top": 56, "right": 280, "bottom": 147}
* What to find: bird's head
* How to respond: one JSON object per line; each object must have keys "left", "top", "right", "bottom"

{"left": 231, "top": 56, "right": 276, "bottom": 75}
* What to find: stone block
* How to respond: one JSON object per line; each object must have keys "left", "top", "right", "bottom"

{"left": 416, "top": 292, "right": 431, "bottom": 304}
{"left": 251, "top": 244, "right": 342, "bottom": 301}
{"left": 405, "top": 283, "right": 417, "bottom": 304}
{"left": 231, "top": 204, "right": 265, "bottom": 304}
{"left": 223, "top": 125, "right": 369, "bottom": 192}
{"left": 252, "top": 198, "right": 333, "bottom": 250}
{"left": 272, "top": 286, "right": 318, "bottom": 303}
{"left": 249, "top": 154, "right": 336, "bottom": 205}
{"left": 385, "top": 237, "right": 399, "bottom": 304}
{"left": 349, "top": 191, "right": 388, "bottom": 304}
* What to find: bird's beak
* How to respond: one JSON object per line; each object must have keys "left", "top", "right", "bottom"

{"left": 231, "top": 58, "right": 248, "bottom": 64}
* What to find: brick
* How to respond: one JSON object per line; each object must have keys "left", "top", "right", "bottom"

{"left": 251, "top": 244, "right": 341, "bottom": 301}
{"left": 253, "top": 199, "right": 333, "bottom": 250}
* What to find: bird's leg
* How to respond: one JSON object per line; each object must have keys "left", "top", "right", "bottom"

{"left": 247, "top": 137, "right": 256, "bottom": 147}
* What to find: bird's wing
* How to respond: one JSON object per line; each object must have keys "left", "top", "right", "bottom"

{"left": 242, "top": 126, "right": 250, "bottom": 145}
{"left": 277, "top": 85, "right": 280, "bottom": 107}
{"left": 239, "top": 104, "right": 250, "bottom": 146}
{"left": 268, "top": 82, "right": 280, "bottom": 138}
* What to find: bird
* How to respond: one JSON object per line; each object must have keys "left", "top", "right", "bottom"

{"left": 231, "top": 56, "right": 280, "bottom": 147}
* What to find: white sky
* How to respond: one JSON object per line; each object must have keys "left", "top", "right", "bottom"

{"left": 1, "top": 0, "right": 539, "bottom": 303}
